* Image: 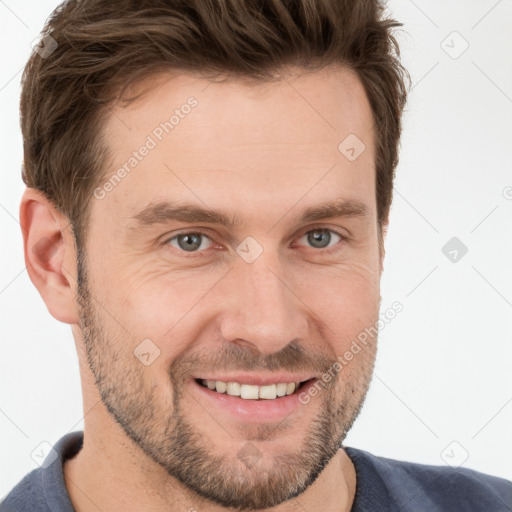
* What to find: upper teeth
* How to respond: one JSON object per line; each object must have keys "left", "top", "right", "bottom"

{"left": 201, "top": 380, "right": 300, "bottom": 400}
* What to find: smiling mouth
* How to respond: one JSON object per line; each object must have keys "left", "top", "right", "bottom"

{"left": 195, "top": 378, "right": 314, "bottom": 400}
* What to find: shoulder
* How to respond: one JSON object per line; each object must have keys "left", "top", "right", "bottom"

{"left": 1, "top": 431, "right": 82, "bottom": 512}
{"left": 345, "top": 446, "right": 512, "bottom": 511}
{"left": 0, "top": 468, "right": 48, "bottom": 512}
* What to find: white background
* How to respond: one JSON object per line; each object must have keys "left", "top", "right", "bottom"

{"left": 1, "top": 0, "right": 511, "bottom": 499}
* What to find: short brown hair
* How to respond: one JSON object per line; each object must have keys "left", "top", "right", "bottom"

{"left": 20, "top": 0, "right": 409, "bottom": 249}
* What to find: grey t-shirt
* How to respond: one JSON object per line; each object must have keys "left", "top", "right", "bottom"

{"left": 1, "top": 431, "right": 511, "bottom": 511}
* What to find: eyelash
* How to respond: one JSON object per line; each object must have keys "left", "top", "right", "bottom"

{"left": 162, "top": 226, "right": 348, "bottom": 258}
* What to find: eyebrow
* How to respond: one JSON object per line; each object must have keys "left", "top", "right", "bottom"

{"left": 129, "top": 198, "right": 371, "bottom": 229}
{"left": 130, "top": 201, "right": 242, "bottom": 228}
{"left": 298, "top": 199, "right": 370, "bottom": 224}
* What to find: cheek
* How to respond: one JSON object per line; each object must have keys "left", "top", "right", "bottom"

{"left": 296, "top": 259, "right": 381, "bottom": 352}
{"left": 106, "top": 265, "right": 224, "bottom": 343}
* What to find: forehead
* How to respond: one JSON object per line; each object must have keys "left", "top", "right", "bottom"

{"left": 96, "top": 65, "right": 376, "bottom": 228}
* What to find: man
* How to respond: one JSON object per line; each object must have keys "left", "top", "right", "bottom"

{"left": 1, "top": 0, "right": 511, "bottom": 511}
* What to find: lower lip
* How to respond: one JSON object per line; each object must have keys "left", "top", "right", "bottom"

{"left": 191, "top": 378, "right": 317, "bottom": 422}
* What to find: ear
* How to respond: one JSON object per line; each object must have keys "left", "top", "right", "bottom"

{"left": 379, "top": 218, "right": 389, "bottom": 274}
{"left": 19, "top": 188, "right": 79, "bottom": 324}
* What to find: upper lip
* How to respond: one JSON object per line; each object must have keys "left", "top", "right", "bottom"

{"left": 192, "top": 373, "right": 316, "bottom": 386}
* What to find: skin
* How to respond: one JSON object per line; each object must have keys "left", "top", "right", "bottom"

{"left": 21, "top": 64, "right": 387, "bottom": 512}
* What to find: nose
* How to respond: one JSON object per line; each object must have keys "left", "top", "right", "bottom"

{"left": 218, "top": 249, "right": 309, "bottom": 354}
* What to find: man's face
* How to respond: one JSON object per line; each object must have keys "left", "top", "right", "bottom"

{"left": 77, "top": 65, "right": 382, "bottom": 509}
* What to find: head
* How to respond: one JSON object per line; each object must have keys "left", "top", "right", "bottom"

{"left": 20, "top": 0, "right": 408, "bottom": 510}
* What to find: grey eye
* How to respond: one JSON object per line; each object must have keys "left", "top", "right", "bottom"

{"left": 301, "top": 229, "right": 341, "bottom": 249}
{"left": 168, "top": 233, "right": 212, "bottom": 252}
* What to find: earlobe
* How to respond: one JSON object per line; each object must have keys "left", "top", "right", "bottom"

{"left": 19, "top": 188, "right": 79, "bottom": 325}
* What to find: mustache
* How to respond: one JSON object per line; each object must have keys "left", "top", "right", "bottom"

{"left": 169, "top": 340, "right": 336, "bottom": 381}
